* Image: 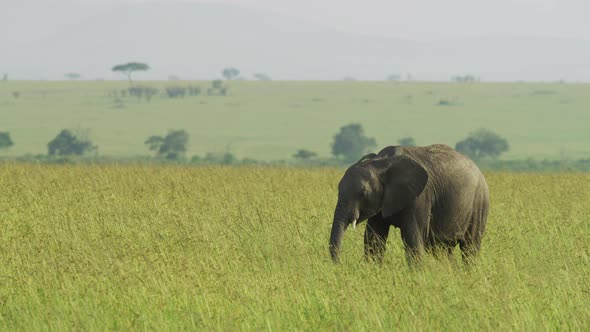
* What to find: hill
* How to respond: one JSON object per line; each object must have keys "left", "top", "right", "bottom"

{"left": 4, "top": 2, "right": 590, "bottom": 81}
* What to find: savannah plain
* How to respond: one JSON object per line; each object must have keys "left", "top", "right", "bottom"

{"left": 0, "top": 81, "right": 589, "bottom": 330}
{"left": 2, "top": 81, "right": 590, "bottom": 160}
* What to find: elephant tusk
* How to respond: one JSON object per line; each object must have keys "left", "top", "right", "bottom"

{"left": 352, "top": 219, "right": 357, "bottom": 230}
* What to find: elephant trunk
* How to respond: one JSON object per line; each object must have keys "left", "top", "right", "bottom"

{"left": 329, "top": 200, "right": 357, "bottom": 263}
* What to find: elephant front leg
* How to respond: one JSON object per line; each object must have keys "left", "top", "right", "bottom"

{"left": 364, "top": 215, "right": 390, "bottom": 264}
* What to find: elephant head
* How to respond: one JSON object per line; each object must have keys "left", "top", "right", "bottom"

{"left": 329, "top": 152, "right": 429, "bottom": 262}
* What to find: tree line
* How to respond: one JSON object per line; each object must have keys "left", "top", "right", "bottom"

{"left": 0, "top": 125, "right": 509, "bottom": 165}
{"left": 4, "top": 126, "right": 590, "bottom": 171}
{"left": 57, "top": 61, "right": 473, "bottom": 83}
{"left": 293, "top": 124, "right": 509, "bottom": 163}
{"left": 109, "top": 62, "right": 268, "bottom": 82}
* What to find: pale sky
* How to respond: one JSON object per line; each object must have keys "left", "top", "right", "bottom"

{"left": 124, "top": 0, "right": 590, "bottom": 40}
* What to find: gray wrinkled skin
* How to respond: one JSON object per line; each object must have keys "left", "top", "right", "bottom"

{"left": 329, "top": 144, "right": 489, "bottom": 266}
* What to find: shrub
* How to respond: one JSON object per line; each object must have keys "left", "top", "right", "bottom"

{"left": 0, "top": 132, "right": 14, "bottom": 149}
{"left": 222, "top": 152, "right": 237, "bottom": 165}
{"left": 293, "top": 149, "right": 317, "bottom": 160}
{"left": 201, "top": 152, "right": 238, "bottom": 165}
{"left": 437, "top": 98, "right": 459, "bottom": 106}
{"left": 398, "top": 137, "right": 416, "bottom": 147}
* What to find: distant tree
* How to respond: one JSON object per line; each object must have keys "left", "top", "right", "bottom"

{"left": 455, "top": 128, "right": 509, "bottom": 160}
{"left": 331, "top": 123, "right": 376, "bottom": 162}
{"left": 203, "top": 152, "right": 220, "bottom": 164}
{"left": 128, "top": 86, "right": 158, "bottom": 101}
{"left": 342, "top": 76, "right": 356, "bottom": 81}
{"left": 187, "top": 86, "right": 201, "bottom": 96}
{"left": 293, "top": 149, "right": 317, "bottom": 160}
{"left": 165, "top": 86, "right": 187, "bottom": 98}
{"left": 222, "top": 152, "right": 237, "bottom": 165}
{"left": 190, "top": 155, "right": 202, "bottom": 163}
{"left": 201, "top": 152, "right": 237, "bottom": 165}
{"left": 207, "top": 80, "right": 228, "bottom": 96}
{"left": 398, "top": 137, "right": 416, "bottom": 147}
{"left": 145, "top": 130, "right": 189, "bottom": 160}
{"left": 452, "top": 74, "right": 478, "bottom": 83}
{"left": 112, "top": 62, "right": 150, "bottom": 83}
{"left": 437, "top": 99, "right": 455, "bottom": 106}
{"left": 65, "top": 73, "right": 81, "bottom": 80}
{"left": 253, "top": 73, "right": 271, "bottom": 81}
{"left": 222, "top": 67, "right": 240, "bottom": 80}
{"left": 47, "top": 129, "right": 97, "bottom": 156}
{"left": 0, "top": 132, "right": 14, "bottom": 150}
{"left": 211, "top": 80, "right": 224, "bottom": 89}
{"left": 2, "top": 74, "right": 7, "bottom": 81}
{"left": 387, "top": 74, "right": 401, "bottom": 81}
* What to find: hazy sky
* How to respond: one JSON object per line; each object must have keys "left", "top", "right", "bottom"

{"left": 112, "top": 0, "right": 590, "bottom": 40}
{"left": 5, "top": 0, "right": 590, "bottom": 40}
{"left": 4, "top": 0, "right": 590, "bottom": 80}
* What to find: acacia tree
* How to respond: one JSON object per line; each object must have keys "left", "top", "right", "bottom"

{"left": 222, "top": 67, "right": 240, "bottom": 80}
{"left": 47, "top": 129, "right": 97, "bottom": 156}
{"left": 112, "top": 62, "right": 150, "bottom": 83}
{"left": 145, "top": 130, "right": 189, "bottom": 160}
{"left": 455, "top": 128, "right": 509, "bottom": 160}
{"left": 331, "top": 123, "right": 376, "bottom": 162}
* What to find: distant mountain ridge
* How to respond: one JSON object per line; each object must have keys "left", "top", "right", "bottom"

{"left": 5, "top": 2, "right": 590, "bottom": 81}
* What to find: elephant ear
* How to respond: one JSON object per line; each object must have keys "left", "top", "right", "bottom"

{"left": 378, "top": 156, "right": 429, "bottom": 218}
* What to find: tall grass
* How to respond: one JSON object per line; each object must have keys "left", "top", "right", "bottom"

{"left": 0, "top": 165, "right": 588, "bottom": 330}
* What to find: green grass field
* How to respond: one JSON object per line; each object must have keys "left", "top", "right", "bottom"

{"left": 1, "top": 81, "right": 590, "bottom": 161}
{"left": 0, "top": 165, "right": 588, "bottom": 330}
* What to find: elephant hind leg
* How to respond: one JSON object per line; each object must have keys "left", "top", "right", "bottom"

{"left": 425, "top": 241, "right": 450, "bottom": 259}
{"left": 459, "top": 239, "right": 481, "bottom": 266}
{"left": 459, "top": 217, "right": 484, "bottom": 265}
{"left": 428, "top": 242, "right": 458, "bottom": 267}
{"left": 461, "top": 182, "right": 489, "bottom": 266}
{"left": 460, "top": 213, "right": 488, "bottom": 265}
{"left": 364, "top": 215, "right": 391, "bottom": 264}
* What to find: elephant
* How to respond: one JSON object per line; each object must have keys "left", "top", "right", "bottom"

{"left": 328, "top": 144, "right": 489, "bottom": 266}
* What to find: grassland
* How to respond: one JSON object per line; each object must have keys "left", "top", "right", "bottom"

{"left": 0, "top": 164, "right": 588, "bottom": 330}
{"left": 1, "top": 81, "right": 590, "bottom": 161}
